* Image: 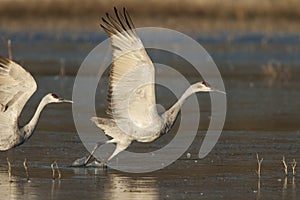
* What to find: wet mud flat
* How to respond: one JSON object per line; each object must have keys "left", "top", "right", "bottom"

{"left": 0, "top": 29, "right": 299, "bottom": 199}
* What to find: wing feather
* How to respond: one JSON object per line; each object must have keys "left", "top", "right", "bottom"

{"left": 101, "top": 8, "right": 161, "bottom": 138}
{"left": 0, "top": 56, "right": 37, "bottom": 134}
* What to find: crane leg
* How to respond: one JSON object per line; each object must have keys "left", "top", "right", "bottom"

{"left": 71, "top": 139, "right": 125, "bottom": 167}
{"left": 71, "top": 141, "right": 105, "bottom": 167}
{"left": 83, "top": 141, "right": 104, "bottom": 165}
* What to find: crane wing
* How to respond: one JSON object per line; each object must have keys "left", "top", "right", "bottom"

{"left": 101, "top": 8, "right": 159, "bottom": 138}
{"left": 0, "top": 56, "right": 37, "bottom": 128}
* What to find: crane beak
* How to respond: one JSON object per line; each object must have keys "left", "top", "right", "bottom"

{"left": 212, "top": 89, "right": 226, "bottom": 95}
{"left": 59, "top": 98, "right": 73, "bottom": 103}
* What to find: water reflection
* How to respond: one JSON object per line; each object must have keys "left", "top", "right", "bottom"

{"left": 50, "top": 180, "right": 61, "bottom": 200}
{"left": 104, "top": 174, "right": 159, "bottom": 200}
{"left": 282, "top": 176, "right": 287, "bottom": 200}
{"left": 292, "top": 177, "right": 296, "bottom": 200}
{"left": 0, "top": 168, "right": 34, "bottom": 200}
{"left": 281, "top": 176, "right": 297, "bottom": 200}
{"left": 73, "top": 168, "right": 159, "bottom": 200}
{"left": 255, "top": 178, "right": 261, "bottom": 200}
{"left": 0, "top": 166, "right": 159, "bottom": 200}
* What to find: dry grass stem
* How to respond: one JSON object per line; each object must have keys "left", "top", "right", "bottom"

{"left": 23, "top": 158, "right": 29, "bottom": 181}
{"left": 51, "top": 161, "right": 62, "bottom": 180}
{"left": 54, "top": 161, "right": 62, "bottom": 179}
{"left": 51, "top": 162, "right": 55, "bottom": 180}
{"left": 6, "top": 157, "right": 11, "bottom": 182}
{"left": 256, "top": 153, "right": 263, "bottom": 178}
{"left": 291, "top": 159, "right": 297, "bottom": 176}
{"left": 282, "top": 156, "right": 288, "bottom": 176}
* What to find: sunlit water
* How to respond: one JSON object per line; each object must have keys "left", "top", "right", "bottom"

{"left": 0, "top": 30, "right": 299, "bottom": 199}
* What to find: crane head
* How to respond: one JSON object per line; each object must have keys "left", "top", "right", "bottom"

{"left": 191, "top": 81, "right": 212, "bottom": 92}
{"left": 45, "top": 93, "right": 73, "bottom": 103}
{"left": 191, "top": 81, "right": 226, "bottom": 94}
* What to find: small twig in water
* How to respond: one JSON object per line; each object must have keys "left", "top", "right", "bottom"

{"left": 51, "top": 161, "right": 62, "bottom": 180}
{"left": 256, "top": 153, "right": 263, "bottom": 178}
{"left": 51, "top": 162, "right": 55, "bottom": 180}
{"left": 6, "top": 157, "right": 12, "bottom": 182}
{"left": 23, "top": 158, "right": 30, "bottom": 181}
{"left": 291, "top": 159, "right": 297, "bottom": 176}
{"left": 54, "top": 161, "right": 62, "bottom": 179}
{"left": 282, "top": 156, "right": 288, "bottom": 176}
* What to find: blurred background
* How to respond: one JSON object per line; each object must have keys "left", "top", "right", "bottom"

{"left": 0, "top": 0, "right": 300, "bottom": 32}
{"left": 0, "top": 0, "right": 299, "bottom": 199}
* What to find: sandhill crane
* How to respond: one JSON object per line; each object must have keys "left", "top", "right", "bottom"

{"left": 72, "top": 7, "right": 225, "bottom": 167}
{"left": 0, "top": 56, "right": 72, "bottom": 178}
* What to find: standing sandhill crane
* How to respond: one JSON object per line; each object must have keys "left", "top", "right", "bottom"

{"left": 73, "top": 7, "right": 225, "bottom": 167}
{"left": 0, "top": 56, "right": 72, "bottom": 177}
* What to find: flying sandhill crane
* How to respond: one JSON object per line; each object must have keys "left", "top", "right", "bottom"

{"left": 0, "top": 56, "right": 72, "bottom": 178}
{"left": 73, "top": 7, "right": 225, "bottom": 167}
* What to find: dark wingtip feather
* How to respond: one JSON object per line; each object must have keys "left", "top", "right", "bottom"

{"left": 123, "top": 8, "right": 132, "bottom": 30}
{"left": 114, "top": 7, "right": 126, "bottom": 30}
{"left": 102, "top": 17, "right": 109, "bottom": 24}
{"left": 100, "top": 24, "right": 113, "bottom": 35}
{"left": 101, "top": 16, "right": 116, "bottom": 35}
{"left": 124, "top": 8, "right": 135, "bottom": 30}
{"left": 0, "top": 55, "right": 10, "bottom": 67}
{"left": 114, "top": 7, "right": 118, "bottom": 15}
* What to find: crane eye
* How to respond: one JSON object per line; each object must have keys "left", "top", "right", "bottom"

{"left": 51, "top": 93, "right": 59, "bottom": 99}
{"left": 202, "top": 81, "right": 208, "bottom": 87}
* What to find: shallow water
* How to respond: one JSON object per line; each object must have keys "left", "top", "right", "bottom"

{"left": 0, "top": 30, "right": 299, "bottom": 199}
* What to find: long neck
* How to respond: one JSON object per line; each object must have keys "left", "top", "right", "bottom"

{"left": 162, "top": 86, "right": 195, "bottom": 132}
{"left": 21, "top": 96, "right": 49, "bottom": 140}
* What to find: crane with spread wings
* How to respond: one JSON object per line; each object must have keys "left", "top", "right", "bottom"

{"left": 72, "top": 7, "right": 225, "bottom": 167}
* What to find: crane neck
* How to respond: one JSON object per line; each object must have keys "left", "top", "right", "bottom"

{"left": 173, "top": 86, "right": 194, "bottom": 109}
{"left": 162, "top": 86, "right": 194, "bottom": 133}
{"left": 21, "top": 96, "right": 50, "bottom": 140}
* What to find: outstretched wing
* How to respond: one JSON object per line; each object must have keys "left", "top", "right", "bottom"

{"left": 101, "top": 8, "right": 160, "bottom": 137}
{"left": 0, "top": 56, "right": 37, "bottom": 130}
